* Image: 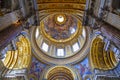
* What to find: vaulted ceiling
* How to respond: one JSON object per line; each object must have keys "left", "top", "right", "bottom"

{"left": 36, "top": 0, "right": 86, "bottom": 21}
{"left": 30, "top": 0, "right": 91, "bottom": 65}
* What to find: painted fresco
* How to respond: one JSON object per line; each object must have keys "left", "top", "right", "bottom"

{"left": 44, "top": 14, "right": 77, "bottom": 40}
{"left": 74, "top": 57, "right": 92, "bottom": 80}
{"left": 29, "top": 57, "right": 46, "bottom": 80}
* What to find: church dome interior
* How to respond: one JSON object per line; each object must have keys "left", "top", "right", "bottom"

{"left": 34, "top": 13, "right": 87, "bottom": 59}
{"left": 0, "top": 0, "right": 120, "bottom": 80}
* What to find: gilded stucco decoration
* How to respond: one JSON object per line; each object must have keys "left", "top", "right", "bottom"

{"left": 2, "top": 36, "right": 31, "bottom": 69}
{"left": 40, "top": 14, "right": 82, "bottom": 44}
{"left": 44, "top": 66, "right": 76, "bottom": 80}
{"left": 30, "top": 0, "right": 91, "bottom": 64}
{"left": 90, "top": 37, "right": 118, "bottom": 70}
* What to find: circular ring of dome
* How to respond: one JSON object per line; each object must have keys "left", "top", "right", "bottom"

{"left": 36, "top": 27, "right": 87, "bottom": 58}
{"left": 40, "top": 14, "right": 83, "bottom": 44}
{"left": 31, "top": 25, "right": 91, "bottom": 64}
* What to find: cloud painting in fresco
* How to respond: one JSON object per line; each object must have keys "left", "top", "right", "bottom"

{"left": 74, "top": 57, "right": 92, "bottom": 80}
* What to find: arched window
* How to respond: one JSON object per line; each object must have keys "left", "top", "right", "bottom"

{"left": 41, "top": 42, "right": 49, "bottom": 52}
{"left": 57, "top": 48, "right": 65, "bottom": 57}
{"left": 72, "top": 42, "right": 80, "bottom": 52}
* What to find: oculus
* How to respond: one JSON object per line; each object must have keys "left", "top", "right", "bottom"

{"left": 57, "top": 15, "right": 64, "bottom": 23}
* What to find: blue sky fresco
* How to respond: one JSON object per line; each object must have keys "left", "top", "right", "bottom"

{"left": 29, "top": 57, "right": 92, "bottom": 80}
{"left": 29, "top": 57, "right": 46, "bottom": 80}
{"left": 74, "top": 57, "right": 92, "bottom": 80}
